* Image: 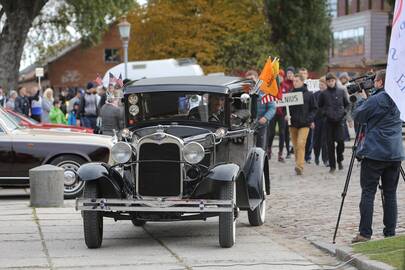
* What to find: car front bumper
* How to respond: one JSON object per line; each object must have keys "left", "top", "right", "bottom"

{"left": 76, "top": 198, "right": 233, "bottom": 213}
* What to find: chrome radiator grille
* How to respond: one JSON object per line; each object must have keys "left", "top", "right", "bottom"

{"left": 137, "top": 141, "right": 182, "bottom": 197}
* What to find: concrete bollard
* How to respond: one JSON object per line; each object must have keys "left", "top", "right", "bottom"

{"left": 30, "top": 165, "right": 64, "bottom": 207}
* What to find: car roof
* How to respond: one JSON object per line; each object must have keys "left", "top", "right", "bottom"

{"left": 125, "top": 75, "right": 252, "bottom": 94}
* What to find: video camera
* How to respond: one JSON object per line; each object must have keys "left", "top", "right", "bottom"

{"left": 346, "top": 73, "right": 375, "bottom": 102}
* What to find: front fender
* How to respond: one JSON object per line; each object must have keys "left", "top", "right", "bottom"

{"left": 77, "top": 162, "right": 124, "bottom": 198}
{"left": 243, "top": 147, "right": 270, "bottom": 210}
{"left": 192, "top": 163, "right": 250, "bottom": 209}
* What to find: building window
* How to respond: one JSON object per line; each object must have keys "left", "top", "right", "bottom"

{"left": 327, "top": 0, "right": 338, "bottom": 17}
{"left": 333, "top": 27, "right": 365, "bottom": 57}
{"left": 104, "top": 48, "right": 120, "bottom": 63}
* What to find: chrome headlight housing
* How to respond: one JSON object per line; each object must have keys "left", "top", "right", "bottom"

{"left": 111, "top": 142, "right": 132, "bottom": 164}
{"left": 183, "top": 142, "right": 205, "bottom": 164}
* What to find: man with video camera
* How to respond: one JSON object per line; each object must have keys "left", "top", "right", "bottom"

{"left": 351, "top": 70, "right": 405, "bottom": 243}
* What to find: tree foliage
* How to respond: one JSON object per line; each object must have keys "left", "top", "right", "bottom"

{"left": 0, "top": 0, "right": 135, "bottom": 90}
{"left": 264, "top": 0, "right": 331, "bottom": 71}
{"left": 127, "top": 0, "right": 272, "bottom": 74}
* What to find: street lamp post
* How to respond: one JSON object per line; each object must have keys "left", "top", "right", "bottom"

{"left": 118, "top": 19, "right": 131, "bottom": 79}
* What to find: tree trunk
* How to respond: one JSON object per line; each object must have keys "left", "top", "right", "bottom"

{"left": 0, "top": 0, "right": 47, "bottom": 91}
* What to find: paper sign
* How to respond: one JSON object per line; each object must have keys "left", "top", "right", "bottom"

{"left": 305, "top": 79, "right": 320, "bottom": 92}
{"left": 275, "top": 92, "right": 304, "bottom": 107}
{"left": 35, "top": 68, "right": 44, "bottom": 77}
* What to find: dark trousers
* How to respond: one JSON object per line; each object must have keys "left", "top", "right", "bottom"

{"left": 31, "top": 115, "right": 41, "bottom": 122}
{"left": 313, "top": 118, "right": 328, "bottom": 163}
{"left": 268, "top": 114, "right": 285, "bottom": 154}
{"left": 255, "top": 123, "right": 269, "bottom": 151}
{"left": 305, "top": 128, "right": 313, "bottom": 161}
{"left": 326, "top": 121, "right": 345, "bottom": 169}
{"left": 359, "top": 158, "right": 400, "bottom": 238}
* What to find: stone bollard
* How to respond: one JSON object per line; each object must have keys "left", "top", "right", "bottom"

{"left": 30, "top": 165, "right": 64, "bottom": 207}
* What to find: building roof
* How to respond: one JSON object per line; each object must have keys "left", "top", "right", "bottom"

{"left": 125, "top": 76, "right": 250, "bottom": 94}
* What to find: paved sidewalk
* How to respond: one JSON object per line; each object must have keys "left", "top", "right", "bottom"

{"left": 266, "top": 146, "right": 405, "bottom": 245}
{"left": 0, "top": 189, "right": 355, "bottom": 270}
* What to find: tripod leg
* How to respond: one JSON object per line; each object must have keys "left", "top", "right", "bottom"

{"left": 400, "top": 165, "right": 405, "bottom": 182}
{"left": 332, "top": 145, "right": 357, "bottom": 244}
{"left": 332, "top": 126, "right": 363, "bottom": 244}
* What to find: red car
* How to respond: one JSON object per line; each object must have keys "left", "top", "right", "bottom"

{"left": 5, "top": 108, "right": 93, "bottom": 133}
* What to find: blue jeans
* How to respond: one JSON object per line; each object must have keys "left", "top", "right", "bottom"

{"left": 359, "top": 158, "right": 400, "bottom": 238}
{"left": 81, "top": 116, "right": 97, "bottom": 129}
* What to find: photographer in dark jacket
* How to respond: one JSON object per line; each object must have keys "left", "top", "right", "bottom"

{"left": 286, "top": 73, "right": 317, "bottom": 175}
{"left": 318, "top": 73, "right": 349, "bottom": 173}
{"left": 351, "top": 70, "right": 405, "bottom": 243}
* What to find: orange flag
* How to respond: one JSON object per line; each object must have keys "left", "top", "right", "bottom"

{"left": 259, "top": 58, "right": 279, "bottom": 97}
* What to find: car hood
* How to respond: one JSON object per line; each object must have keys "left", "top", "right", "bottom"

{"left": 10, "top": 128, "right": 113, "bottom": 148}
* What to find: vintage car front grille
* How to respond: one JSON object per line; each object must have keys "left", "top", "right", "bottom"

{"left": 137, "top": 141, "right": 182, "bottom": 197}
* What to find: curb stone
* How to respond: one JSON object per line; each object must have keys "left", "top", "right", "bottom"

{"left": 310, "top": 240, "right": 396, "bottom": 270}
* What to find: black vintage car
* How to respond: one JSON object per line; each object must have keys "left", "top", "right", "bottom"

{"left": 76, "top": 76, "right": 270, "bottom": 248}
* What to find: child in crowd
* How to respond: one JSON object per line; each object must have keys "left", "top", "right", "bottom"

{"left": 49, "top": 100, "right": 67, "bottom": 124}
{"left": 67, "top": 102, "right": 80, "bottom": 126}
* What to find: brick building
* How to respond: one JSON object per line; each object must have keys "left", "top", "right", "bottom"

{"left": 19, "top": 23, "right": 123, "bottom": 92}
{"left": 327, "top": 0, "right": 393, "bottom": 74}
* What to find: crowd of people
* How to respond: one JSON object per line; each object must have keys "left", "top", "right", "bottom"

{"left": 0, "top": 81, "right": 124, "bottom": 136}
{"left": 246, "top": 67, "right": 361, "bottom": 175}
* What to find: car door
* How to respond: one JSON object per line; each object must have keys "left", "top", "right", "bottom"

{"left": 0, "top": 122, "right": 13, "bottom": 179}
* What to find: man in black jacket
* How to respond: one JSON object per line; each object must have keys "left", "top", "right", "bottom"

{"left": 14, "top": 86, "right": 39, "bottom": 117}
{"left": 287, "top": 73, "right": 317, "bottom": 175}
{"left": 318, "top": 73, "right": 349, "bottom": 173}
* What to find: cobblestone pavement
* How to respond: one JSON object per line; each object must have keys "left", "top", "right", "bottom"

{"left": 266, "top": 143, "right": 405, "bottom": 246}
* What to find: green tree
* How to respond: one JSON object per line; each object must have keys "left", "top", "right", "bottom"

{"left": 0, "top": 0, "right": 135, "bottom": 90}
{"left": 127, "top": 0, "right": 272, "bottom": 73}
{"left": 264, "top": 0, "right": 331, "bottom": 71}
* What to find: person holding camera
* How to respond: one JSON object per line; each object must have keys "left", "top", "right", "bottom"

{"left": 318, "top": 73, "right": 349, "bottom": 173}
{"left": 351, "top": 70, "right": 405, "bottom": 243}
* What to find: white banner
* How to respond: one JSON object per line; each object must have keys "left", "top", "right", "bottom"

{"left": 385, "top": 0, "right": 405, "bottom": 121}
{"left": 305, "top": 79, "right": 320, "bottom": 92}
{"left": 275, "top": 92, "right": 304, "bottom": 107}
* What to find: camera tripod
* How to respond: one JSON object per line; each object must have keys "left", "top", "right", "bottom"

{"left": 332, "top": 126, "right": 405, "bottom": 244}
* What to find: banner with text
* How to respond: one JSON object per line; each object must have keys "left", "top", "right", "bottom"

{"left": 275, "top": 92, "right": 304, "bottom": 107}
{"left": 385, "top": 0, "right": 405, "bottom": 121}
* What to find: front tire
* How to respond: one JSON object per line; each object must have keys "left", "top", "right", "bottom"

{"left": 82, "top": 182, "right": 103, "bottom": 249}
{"left": 219, "top": 181, "right": 236, "bottom": 248}
{"left": 247, "top": 172, "right": 266, "bottom": 226}
{"left": 50, "top": 155, "right": 86, "bottom": 199}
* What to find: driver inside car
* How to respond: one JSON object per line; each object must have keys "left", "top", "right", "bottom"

{"left": 188, "top": 94, "right": 225, "bottom": 123}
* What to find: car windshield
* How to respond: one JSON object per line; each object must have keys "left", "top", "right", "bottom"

{"left": 8, "top": 112, "right": 39, "bottom": 125}
{"left": 126, "top": 92, "right": 227, "bottom": 126}
{"left": 0, "top": 109, "right": 21, "bottom": 131}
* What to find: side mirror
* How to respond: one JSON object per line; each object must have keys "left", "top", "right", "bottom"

{"left": 250, "top": 94, "right": 258, "bottom": 120}
{"left": 240, "top": 93, "right": 250, "bottom": 104}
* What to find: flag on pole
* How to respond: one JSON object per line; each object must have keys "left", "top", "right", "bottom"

{"left": 94, "top": 73, "right": 103, "bottom": 86}
{"left": 385, "top": 0, "right": 405, "bottom": 121}
{"left": 259, "top": 57, "right": 279, "bottom": 97}
{"left": 259, "top": 57, "right": 283, "bottom": 104}
{"left": 109, "top": 72, "right": 117, "bottom": 85}
{"left": 116, "top": 74, "right": 123, "bottom": 87}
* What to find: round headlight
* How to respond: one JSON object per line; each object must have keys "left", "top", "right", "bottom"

{"left": 183, "top": 142, "right": 205, "bottom": 164}
{"left": 111, "top": 142, "right": 132, "bottom": 164}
